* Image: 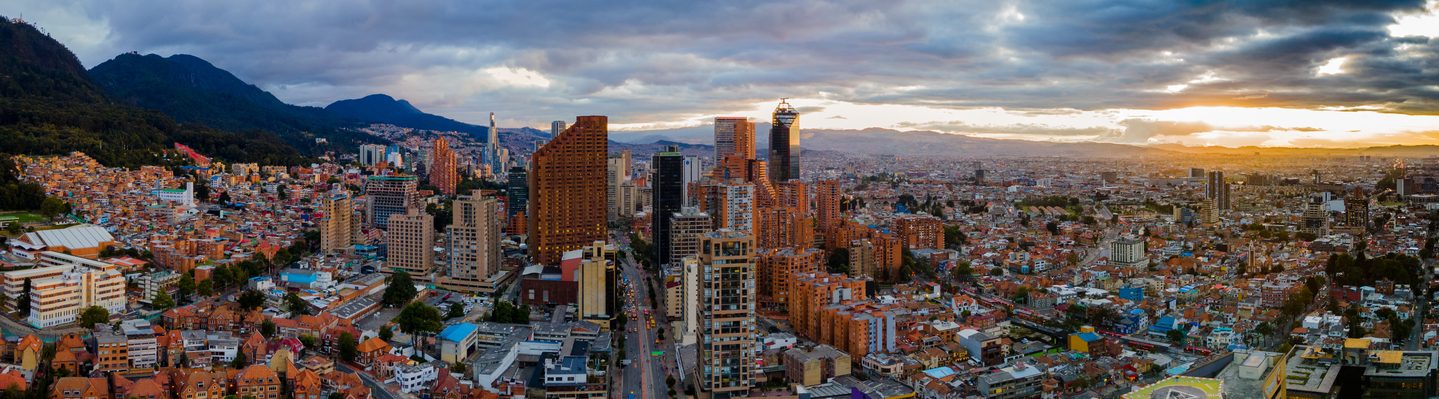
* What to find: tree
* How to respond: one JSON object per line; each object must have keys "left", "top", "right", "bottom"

{"left": 337, "top": 332, "right": 359, "bottom": 363}
{"left": 328, "top": 393, "right": 345, "bottom": 399}
{"left": 231, "top": 351, "right": 247, "bottom": 369}
{"left": 379, "top": 326, "right": 394, "bottom": 342}
{"left": 951, "top": 261, "right": 973, "bottom": 282}
{"left": 237, "top": 289, "right": 265, "bottom": 311}
{"left": 299, "top": 335, "right": 319, "bottom": 351}
{"left": 286, "top": 292, "right": 309, "bottom": 315}
{"left": 177, "top": 273, "right": 195, "bottom": 301}
{"left": 1046, "top": 221, "right": 1059, "bottom": 235}
{"left": 79, "top": 306, "right": 110, "bottom": 328}
{"left": 446, "top": 302, "right": 465, "bottom": 320}
{"left": 194, "top": 180, "right": 211, "bottom": 202}
{"left": 260, "top": 320, "right": 277, "bottom": 338}
{"left": 151, "top": 291, "right": 176, "bottom": 309}
{"left": 38, "top": 197, "right": 68, "bottom": 218}
{"left": 1166, "top": 329, "right": 1185, "bottom": 345}
{"left": 382, "top": 270, "right": 418, "bottom": 307}
{"left": 5, "top": 222, "right": 20, "bottom": 235}
{"left": 197, "top": 279, "right": 215, "bottom": 297}
{"left": 395, "top": 302, "right": 443, "bottom": 347}
{"left": 16, "top": 278, "right": 31, "bottom": 316}
{"left": 826, "top": 248, "right": 850, "bottom": 275}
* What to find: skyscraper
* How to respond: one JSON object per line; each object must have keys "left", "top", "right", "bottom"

{"left": 506, "top": 166, "right": 528, "bottom": 219}
{"left": 429, "top": 137, "right": 457, "bottom": 195}
{"left": 319, "top": 191, "right": 353, "bottom": 253}
{"left": 607, "top": 156, "right": 631, "bottom": 220}
{"left": 652, "top": 146, "right": 686, "bottom": 267}
{"left": 441, "top": 192, "right": 500, "bottom": 293}
{"left": 697, "top": 229, "right": 757, "bottom": 397}
{"left": 714, "top": 117, "right": 756, "bottom": 162}
{"left": 364, "top": 175, "right": 419, "bottom": 229}
{"left": 768, "top": 99, "right": 800, "bottom": 183}
{"left": 1206, "top": 171, "right": 1231, "bottom": 211}
{"left": 550, "top": 120, "right": 567, "bottom": 136}
{"left": 387, "top": 207, "right": 433, "bottom": 275}
{"left": 815, "top": 180, "right": 841, "bottom": 231}
{"left": 528, "top": 116, "right": 609, "bottom": 265}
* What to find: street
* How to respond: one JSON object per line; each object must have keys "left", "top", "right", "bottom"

{"left": 616, "top": 233, "right": 671, "bottom": 399}
{"left": 336, "top": 361, "right": 400, "bottom": 399}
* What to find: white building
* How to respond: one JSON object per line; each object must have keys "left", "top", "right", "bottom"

{"left": 1109, "top": 236, "right": 1147, "bottom": 269}
{"left": 139, "top": 271, "right": 181, "bottom": 304}
{"left": 390, "top": 363, "right": 438, "bottom": 393}
{"left": 123, "top": 319, "right": 159, "bottom": 370}
{"left": 153, "top": 182, "right": 195, "bottom": 207}
{"left": 20, "top": 252, "right": 126, "bottom": 328}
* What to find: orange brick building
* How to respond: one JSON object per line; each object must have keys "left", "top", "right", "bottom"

{"left": 527, "top": 116, "right": 608, "bottom": 265}
{"left": 896, "top": 214, "right": 944, "bottom": 250}
{"left": 756, "top": 247, "right": 823, "bottom": 309}
{"left": 788, "top": 272, "right": 868, "bottom": 341}
{"left": 429, "top": 137, "right": 457, "bottom": 195}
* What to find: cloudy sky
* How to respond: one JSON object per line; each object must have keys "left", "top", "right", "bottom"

{"left": 11, "top": 0, "right": 1439, "bottom": 147}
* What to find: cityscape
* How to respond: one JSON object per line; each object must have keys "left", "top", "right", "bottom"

{"left": 3, "top": 2, "right": 1439, "bottom": 399}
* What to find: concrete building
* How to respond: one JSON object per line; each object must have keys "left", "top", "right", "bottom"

{"left": 441, "top": 193, "right": 500, "bottom": 293}
{"left": 975, "top": 362, "right": 1044, "bottom": 399}
{"left": 668, "top": 207, "right": 712, "bottom": 267}
{"left": 849, "top": 239, "right": 877, "bottom": 278}
{"left": 1110, "top": 235, "right": 1148, "bottom": 269}
{"left": 783, "top": 345, "right": 851, "bottom": 386}
{"left": 122, "top": 319, "right": 158, "bottom": 370}
{"left": 697, "top": 230, "right": 757, "bottom": 397}
{"left": 577, "top": 241, "right": 618, "bottom": 329}
{"left": 757, "top": 247, "right": 823, "bottom": 310}
{"left": 319, "top": 191, "right": 353, "bottom": 253}
{"left": 386, "top": 208, "right": 434, "bottom": 276}
{"left": 16, "top": 252, "right": 126, "bottom": 328}
{"left": 364, "top": 175, "right": 419, "bottom": 229}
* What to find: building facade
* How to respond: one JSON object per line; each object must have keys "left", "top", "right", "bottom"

{"left": 528, "top": 116, "right": 608, "bottom": 265}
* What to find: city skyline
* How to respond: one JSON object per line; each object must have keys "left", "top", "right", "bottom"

{"left": 10, "top": 0, "right": 1439, "bottom": 148}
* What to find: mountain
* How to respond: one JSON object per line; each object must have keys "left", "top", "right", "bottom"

{"left": 327, "top": 94, "right": 491, "bottom": 135}
{"left": 0, "top": 16, "right": 305, "bottom": 167}
{"left": 88, "top": 52, "right": 376, "bottom": 153}
{"left": 613, "top": 123, "right": 1166, "bottom": 158}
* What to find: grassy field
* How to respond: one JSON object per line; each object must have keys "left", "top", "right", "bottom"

{"left": 0, "top": 212, "right": 44, "bottom": 224}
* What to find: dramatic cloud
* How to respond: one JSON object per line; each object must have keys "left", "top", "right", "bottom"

{"left": 8, "top": 0, "right": 1439, "bottom": 146}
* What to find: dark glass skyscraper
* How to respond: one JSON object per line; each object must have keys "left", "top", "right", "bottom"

{"left": 651, "top": 146, "right": 685, "bottom": 267}
{"left": 768, "top": 99, "right": 800, "bottom": 183}
{"left": 506, "top": 165, "right": 527, "bottom": 218}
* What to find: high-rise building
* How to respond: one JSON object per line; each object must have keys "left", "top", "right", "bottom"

{"left": 506, "top": 166, "right": 528, "bottom": 219}
{"left": 8, "top": 252, "right": 127, "bottom": 328}
{"left": 1344, "top": 189, "right": 1369, "bottom": 230}
{"left": 441, "top": 193, "right": 500, "bottom": 293}
{"left": 485, "top": 112, "right": 503, "bottom": 175}
{"left": 683, "top": 156, "right": 703, "bottom": 206}
{"left": 679, "top": 256, "right": 701, "bottom": 345}
{"left": 607, "top": 156, "right": 631, "bottom": 220}
{"left": 320, "top": 191, "right": 353, "bottom": 253}
{"left": 1109, "top": 236, "right": 1147, "bottom": 269}
{"left": 652, "top": 146, "right": 686, "bottom": 267}
{"left": 848, "top": 239, "right": 876, "bottom": 278}
{"left": 577, "top": 241, "right": 618, "bottom": 328}
{"left": 550, "top": 120, "right": 567, "bottom": 137}
{"left": 386, "top": 208, "right": 433, "bottom": 276}
{"left": 364, "top": 175, "right": 419, "bottom": 230}
{"left": 359, "top": 144, "right": 387, "bottom": 166}
{"left": 815, "top": 180, "right": 841, "bottom": 231}
{"left": 714, "top": 117, "right": 756, "bottom": 161}
{"left": 669, "top": 207, "right": 712, "bottom": 266}
{"left": 1206, "top": 171, "right": 1231, "bottom": 211}
{"left": 699, "top": 182, "right": 755, "bottom": 237}
{"left": 429, "top": 138, "right": 458, "bottom": 195}
{"left": 1302, "top": 196, "right": 1329, "bottom": 235}
{"left": 768, "top": 99, "right": 800, "bottom": 183}
{"left": 528, "top": 116, "right": 609, "bottom": 265}
{"left": 697, "top": 229, "right": 757, "bottom": 397}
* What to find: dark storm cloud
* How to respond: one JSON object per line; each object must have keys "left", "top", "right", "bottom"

{"left": 17, "top": 0, "right": 1439, "bottom": 126}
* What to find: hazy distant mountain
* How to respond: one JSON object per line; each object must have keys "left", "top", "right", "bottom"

{"left": 613, "top": 124, "right": 1166, "bottom": 158}
{"left": 327, "top": 94, "right": 493, "bottom": 136}
{"left": 88, "top": 52, "right": 377, "bottom": 153}
{"left": 0, "top": 17, "right": 306, "bottom": 166}
{"left": 1150, "top": 144, "right": 1439, "bottom": 158}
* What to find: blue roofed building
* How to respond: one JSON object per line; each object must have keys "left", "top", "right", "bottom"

{"left": 439, "top": 322, "right": 480, "bottom": 363}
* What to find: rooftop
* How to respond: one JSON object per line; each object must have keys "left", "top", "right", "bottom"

{"left": 1123, "top": 376, "right": 1223, "bottom": 399}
